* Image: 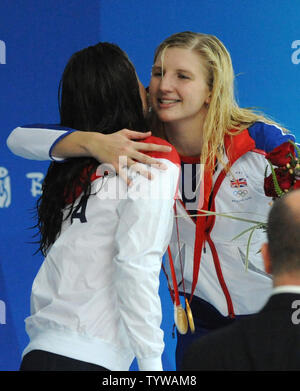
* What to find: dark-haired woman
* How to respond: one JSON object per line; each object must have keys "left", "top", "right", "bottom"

{"left": 18, "top": 42, "right": 180, "bottom": 371}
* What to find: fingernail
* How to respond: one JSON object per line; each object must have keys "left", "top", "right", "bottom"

{"left": 159, "top": 163, "right": 168, "bottom": 170}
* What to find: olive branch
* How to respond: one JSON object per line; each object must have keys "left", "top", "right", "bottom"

{"left": 176, "top": 210, "right": 267, "bottom": 271}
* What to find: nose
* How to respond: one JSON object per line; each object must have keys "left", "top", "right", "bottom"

{"left": 158, "top": 73, "right": 173, "bottom": 93}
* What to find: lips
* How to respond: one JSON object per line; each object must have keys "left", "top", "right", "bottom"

{"left": 157, "top": 98, "right": 181, "bottom": 110}
{"left": 158, "top": 98, "right": 181, "bottom": 104}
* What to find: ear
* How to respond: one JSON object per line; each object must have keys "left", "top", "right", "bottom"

{"left": 205, "top": 92, "right": 211, "bottom": 105}
{"left": 261, "top": 243, "right": 272, "bottom": 274}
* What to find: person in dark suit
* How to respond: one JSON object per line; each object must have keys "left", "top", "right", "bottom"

{"left": 181, "top": 188, "right": 300, "bottom": 371}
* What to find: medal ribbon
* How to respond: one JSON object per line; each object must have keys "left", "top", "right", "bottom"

{"left": 189, "top": 166, "right": 213, "bottom": 303}
{"left": 167, "top": 246, "right": 181, "bottom": 307}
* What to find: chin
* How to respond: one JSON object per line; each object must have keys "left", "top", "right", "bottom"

{"left": 156, "top": 112, "right": 177, "bottom": 123}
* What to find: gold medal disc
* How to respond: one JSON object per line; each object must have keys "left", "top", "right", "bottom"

{"left": 174, "top": 304, "right": 188, "bottom": 334}
{"left": 185, "top": 298, "right": 195, "bottom": 333}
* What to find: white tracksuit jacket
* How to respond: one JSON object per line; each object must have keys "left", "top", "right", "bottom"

{"left": 7, "top": 132, "right": 180, "bottom": 371}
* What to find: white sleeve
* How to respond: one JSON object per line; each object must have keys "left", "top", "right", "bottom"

{"left": 6, "top": 125, "right": 75, "bottom": 161}
{"left": 113, "top": 158, "right": 180, "bottom": 371}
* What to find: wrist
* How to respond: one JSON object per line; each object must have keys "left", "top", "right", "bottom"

{"left": 82, "top": 131, "right": 105, "bottom": 158}
{"left": 137, "top": 356, "right": 163, "bottom": 371}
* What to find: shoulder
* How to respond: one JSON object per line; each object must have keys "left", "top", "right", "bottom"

{"left": 247, "top": 121, "right": 296, "bottom": 153}
{"left": 141, "top": 135, "right": 181, "bottom": 166}
{"left": 142, "top": 135, "right": 171, "bottom": 147}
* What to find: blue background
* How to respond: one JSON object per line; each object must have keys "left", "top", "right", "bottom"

{"left": 1, "top": 0, "right": 300, "bottom": 371}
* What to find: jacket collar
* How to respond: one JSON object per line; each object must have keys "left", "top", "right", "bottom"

{"left": 261, "top": 291, "right": 300, "bottom": 313}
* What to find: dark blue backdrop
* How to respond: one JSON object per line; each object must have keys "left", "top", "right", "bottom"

{"left": 1, "top": 0, "right": 299, "bottom": 371}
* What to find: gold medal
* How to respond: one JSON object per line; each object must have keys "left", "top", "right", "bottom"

{"left": 174, "top": 304, "right": 188, "bottom": 334}
{"left": 185, "top": 298, "right": 195, "bottom": 333}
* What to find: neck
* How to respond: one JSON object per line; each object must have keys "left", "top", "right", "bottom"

{"left": 273, "top": 272, "right": 300, "bottom": 287}
{"left": 163, "top": 113, "right": 207, "bottom": 157}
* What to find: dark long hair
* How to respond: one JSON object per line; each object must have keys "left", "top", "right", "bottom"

{"left": 36, "top": 42, "right": 147, "bottom": 255}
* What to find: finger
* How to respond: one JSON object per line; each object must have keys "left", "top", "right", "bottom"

{"left": 116, "top": 161, "right": 132, "bottom": 186}
{"left": 128, "top": 161, "right": 154, "bottom": 181}
{"left": 133, "top": 141, "right": 172, "bottom": 153}
{"left": 131, "top": 151, "right": 169, "bottom": 170}
{"left": 119, "top": 172, "right": 132, "bottom": 186}
{"left": 124, "top": 130, "right": 152, "bottom": 140}
{"left": 117, "top": 159, "right": 153, "bottom": 185}
{"left": 111, "top": 157, "right": 129, "bottom": 184}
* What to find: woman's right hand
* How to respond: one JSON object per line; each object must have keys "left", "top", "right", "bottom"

{"left": 53, "top": 129, "right": 172, "bottom": 183}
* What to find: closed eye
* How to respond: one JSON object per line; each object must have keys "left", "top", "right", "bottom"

{"left": 178, "top": 73, "right": 190, "bottom": 79}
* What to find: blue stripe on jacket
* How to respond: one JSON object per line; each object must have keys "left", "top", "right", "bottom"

{"left": 248, "top": 122, "right": 296, "bottom": 153}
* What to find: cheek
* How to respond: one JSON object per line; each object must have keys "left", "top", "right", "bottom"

{"left": 187, "top": 86, "right": 210, "bottom": 106}
{"left": 148, "top": 78, "right": 156, "bottom": 94}
{"left": 148, "top": 81, "right": 157, "bottom": 105}
{"left": 140, "top": 87, "right": 148, "bottom": 112}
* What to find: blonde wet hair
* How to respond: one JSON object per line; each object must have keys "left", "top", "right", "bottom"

{"left": 150, "top": 31, "right": 288, "bottom": 169}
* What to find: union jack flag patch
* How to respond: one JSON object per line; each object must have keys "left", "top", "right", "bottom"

{"left": 230, "top": 177, "right": 248, "bottom": 188}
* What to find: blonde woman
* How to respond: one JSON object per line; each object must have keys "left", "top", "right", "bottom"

{"left": 7, "top": 32, "right": 297, "bottom": 370}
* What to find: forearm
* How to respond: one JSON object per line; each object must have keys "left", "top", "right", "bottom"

{"left": 6, "top": 125, "right": 77, "bottom": 161}
{"left": 114, "top": 237, "right": 165, "bottom": 371}
{"left": 51, "top": 130, "right": 104, "bottom": 159}
{"left": 6, "top": 124, "right": 105, "bottom": 161}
